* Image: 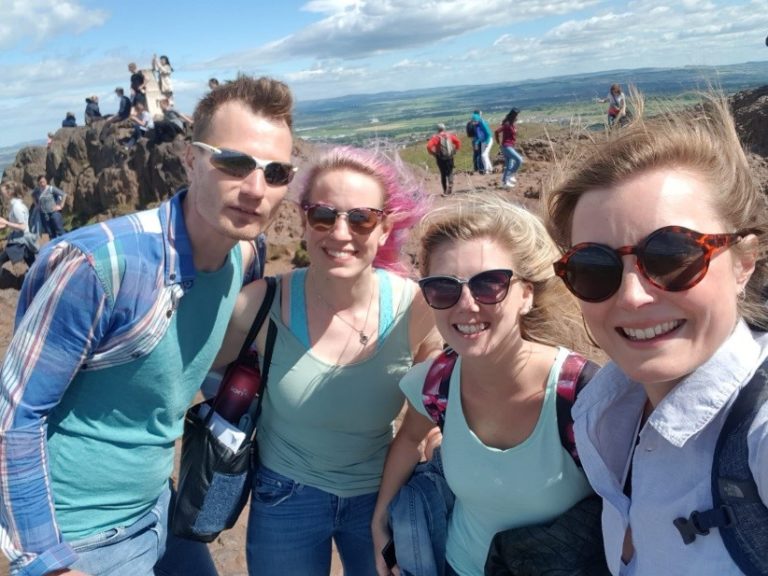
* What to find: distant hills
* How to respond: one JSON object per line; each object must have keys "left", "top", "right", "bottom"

{"left": 292, "top": 60, "right": 768, "bottom": 144}
{"left": 0, "top": 139, "right": 44, "bottom": 178}
{"left": 2, "top": 61, "right": 767, "bottom": 175}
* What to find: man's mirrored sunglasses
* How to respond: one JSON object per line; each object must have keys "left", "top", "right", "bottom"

{"left": 192, "top": 141, "right": 297, "bottom": 186}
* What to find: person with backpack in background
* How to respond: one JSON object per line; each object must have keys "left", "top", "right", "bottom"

{"left": 466, "top": 112, "right": 482, "bottom": 173}
{"left": 494, "top": 108, "right": 523, "bottom": 189}
{"left": 546, "top": 93, "right": 768, "bottom": 575}
{"left": 427, "top": 123, "right": 461, "bottom": 196}
{"left": 372, "top": 194, "right": 603, "bottom": 576}
{"left": 471, "top": 112, "right": 493, "bottom": 174}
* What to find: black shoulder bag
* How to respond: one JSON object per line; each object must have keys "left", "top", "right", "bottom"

{"left": 172, "top": 277, "right": 277, "bottom": 542}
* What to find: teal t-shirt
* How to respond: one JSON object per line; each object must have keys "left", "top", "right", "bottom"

{"left": 400, "top": 347, "right": 594, "bottom": 576}
{"left": 47, "top": 246, "right": 242, "bottom": 539}
{"left": 257, "top": 270, "right": 414, "bottom": 497}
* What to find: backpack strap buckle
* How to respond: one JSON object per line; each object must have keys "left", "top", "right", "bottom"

{"left": 673, "top": 506, "right": 735, "bottom": 545}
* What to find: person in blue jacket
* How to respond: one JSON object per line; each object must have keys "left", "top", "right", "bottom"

{"left": 472, "top": 112, "right": 493, "bottom": 175}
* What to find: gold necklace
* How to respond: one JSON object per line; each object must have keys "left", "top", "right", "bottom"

{"left": 315, "top": 280, "right": 376, "bottom": 346}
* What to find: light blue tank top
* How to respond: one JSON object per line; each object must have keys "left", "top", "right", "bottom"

{"left": 401, "top": 348, "right": 594, "bottom": 576}
{"left": 258, "top": 269, "right": 414, "bottom": 496}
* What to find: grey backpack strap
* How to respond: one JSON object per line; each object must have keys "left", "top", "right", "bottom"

{"left": 673, "top": 358, "right": 768, "bottom": 576}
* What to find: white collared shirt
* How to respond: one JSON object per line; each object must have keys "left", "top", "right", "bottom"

{"left": 573, "top": 321, "right": 768, "bottom": 575}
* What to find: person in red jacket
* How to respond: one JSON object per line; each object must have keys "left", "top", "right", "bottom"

{"left": 427, "top": 123, "right": 462, "bottom": 195}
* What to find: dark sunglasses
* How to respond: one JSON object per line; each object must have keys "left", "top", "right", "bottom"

{"left": 192, "top": 141, "right": 297, "bottom": 186}
{"left": 554, "top": 225, "right": 746, "bottom": 303}
{"left": 418, "top": 269, "right": 514, "bottom": 310}
{"left": 303, "top": 203, "right": 386, "bottom": 235}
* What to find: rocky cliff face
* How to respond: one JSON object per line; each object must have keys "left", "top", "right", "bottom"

{"left": 2, "top": 122, "right": 188, "bottom": 224}
{"left": 732, "top": 85, "right": 768, "bottom": 157}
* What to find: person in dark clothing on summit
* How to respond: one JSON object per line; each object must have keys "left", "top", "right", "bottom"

{"left": 61, "top": 112, "right": 76, "bottom": 128}
{"left": 100, "top": 88, "right": 133, "bottom": 140}
{"left": 84, "top": 96, "right": 102, "bottom": 125}
{"left": 129, "top": 62, "right": 147, "bottom": 108}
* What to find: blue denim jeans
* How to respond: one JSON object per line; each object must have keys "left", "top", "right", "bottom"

{"left": 501, "top": 146, "right": 523, "bottom": 184}
{"left": 247, "top": 465, "right": 378, "bottom": 576}
{"left": 41, "top": 211, "right": 65, "bottom": 239}
{"left": 388, "top": 448, "right": 455, "bottom": 576}
{"left": 68, "top": 483, "right": 218, "bottom": 576}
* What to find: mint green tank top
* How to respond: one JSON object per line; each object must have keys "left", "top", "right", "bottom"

{"left": 257, "top": 269, "right": 414, "bottom": 497}
{"left": 401, "top": 347, "right": 594, "bottom": 576}
{"left": 47, "top": 246, "right": 242, "bottom": 539}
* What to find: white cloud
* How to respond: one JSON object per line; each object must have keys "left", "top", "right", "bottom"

{"left": 0, "top": 0, "right": 108, "bottom": 50}
{"left": 206, "top": 0, "right": 600, "bottom": 68}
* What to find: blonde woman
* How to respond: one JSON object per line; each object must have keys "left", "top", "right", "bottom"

{"left": 546, "top": 95, "right": 768, "bottom": 574}
{"left": 372, "top": 194, "right": 599, "bottom": 576}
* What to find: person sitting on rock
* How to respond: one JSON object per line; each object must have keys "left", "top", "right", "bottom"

{"left": 100, "top": 88, "right": 133, "bottom": 141}
{"left": 84, "top": 95, "right": 102, "bottom": 125}
{"left": 61, "top": 112, "right": 76, "bottom": 128}
{"left": 152, "top": 98, "right": 193, "bottom": 143}
{"left": 126, "top": 101, "right": 154, "bottom": 148}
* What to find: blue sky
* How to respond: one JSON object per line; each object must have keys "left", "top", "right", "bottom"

{"left": 1, "top": 0, "right": 766, "bottom": 148}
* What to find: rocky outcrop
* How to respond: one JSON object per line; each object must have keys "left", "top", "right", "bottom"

{"left": 2, "top": 122, "right": 189, "bottom": 225}
{"left": 731, "top": 86, "right": 768, "bottom": 157}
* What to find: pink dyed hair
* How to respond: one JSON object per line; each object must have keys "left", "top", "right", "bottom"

{"left": 298, "top": 145, "right": 430, "bottom": 276}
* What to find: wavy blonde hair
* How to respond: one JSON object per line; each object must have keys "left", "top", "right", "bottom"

{"left": 419, "top": 193, "right": 594, "bottom": 355}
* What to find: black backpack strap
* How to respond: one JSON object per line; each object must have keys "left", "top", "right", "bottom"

{"left": 673, "top": 357, "right": 768, "bottom": 576}
{"left": 236, "top": 276, "right": 277, "bottom": 364}
{"left": 556, "top": 353, "right": 600, "bottom": 468}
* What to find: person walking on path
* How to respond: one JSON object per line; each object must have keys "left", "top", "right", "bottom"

{"left": 494, "top": 108, "right": 524, "bottom": 188}
{"left": 427, "top": 123, "right": 461, "bottom": 195}
{"left": 0, "top": 75, "right": 295, "bottom": 576}
{"left": 472, "top": 112, "right": 493, "bottom": 174}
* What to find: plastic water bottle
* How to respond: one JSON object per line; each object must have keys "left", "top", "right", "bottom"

{"left": 212, "top": 359, "right": 262, "bottom": 429}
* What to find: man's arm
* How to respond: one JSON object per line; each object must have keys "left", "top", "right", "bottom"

{"left": 0, "top": 245, "right": 111, "bottom": 576}
{"left": 52, "top": 187, "right": 66, "bottom": 210}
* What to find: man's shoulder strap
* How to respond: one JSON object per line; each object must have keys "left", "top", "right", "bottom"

{"left": 673, "top": 356, "right": 768, "bottom": 576}
{"left": 422, "top": 348, "right": 458, "bottom": 431}
{"left": 556, "top": 352, "right": 600, "bottom": 468}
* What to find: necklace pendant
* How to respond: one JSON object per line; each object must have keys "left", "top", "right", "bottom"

{"left": 359, "top": 333, "right": 369, "bottom": 345}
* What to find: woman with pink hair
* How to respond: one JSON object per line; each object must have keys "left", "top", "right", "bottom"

{"left": 216, "top": 146, "right": 442, "bottom": 575}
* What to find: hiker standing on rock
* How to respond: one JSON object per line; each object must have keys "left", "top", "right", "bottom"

{"left": 0, "top": 75, "right": 295, "bottom": 576}
{"left": 216, "top": 146, "right": 442, "bottom": 576}
{"left": 32, "top": 175, "right": 66, "bottom": 239}
{"left": 427, "top": 123, "right": 461, "bottom": 195}
{"left": 546, "top": 94, "right": 768, "bottom": 575}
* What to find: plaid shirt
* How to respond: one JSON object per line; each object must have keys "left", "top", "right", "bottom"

{"left": 0, "top": 189, "right": 264, "bottom": 575}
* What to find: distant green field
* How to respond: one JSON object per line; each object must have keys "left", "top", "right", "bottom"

{"left": 294, "top": 61, "right": 767, "bottom": 150}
